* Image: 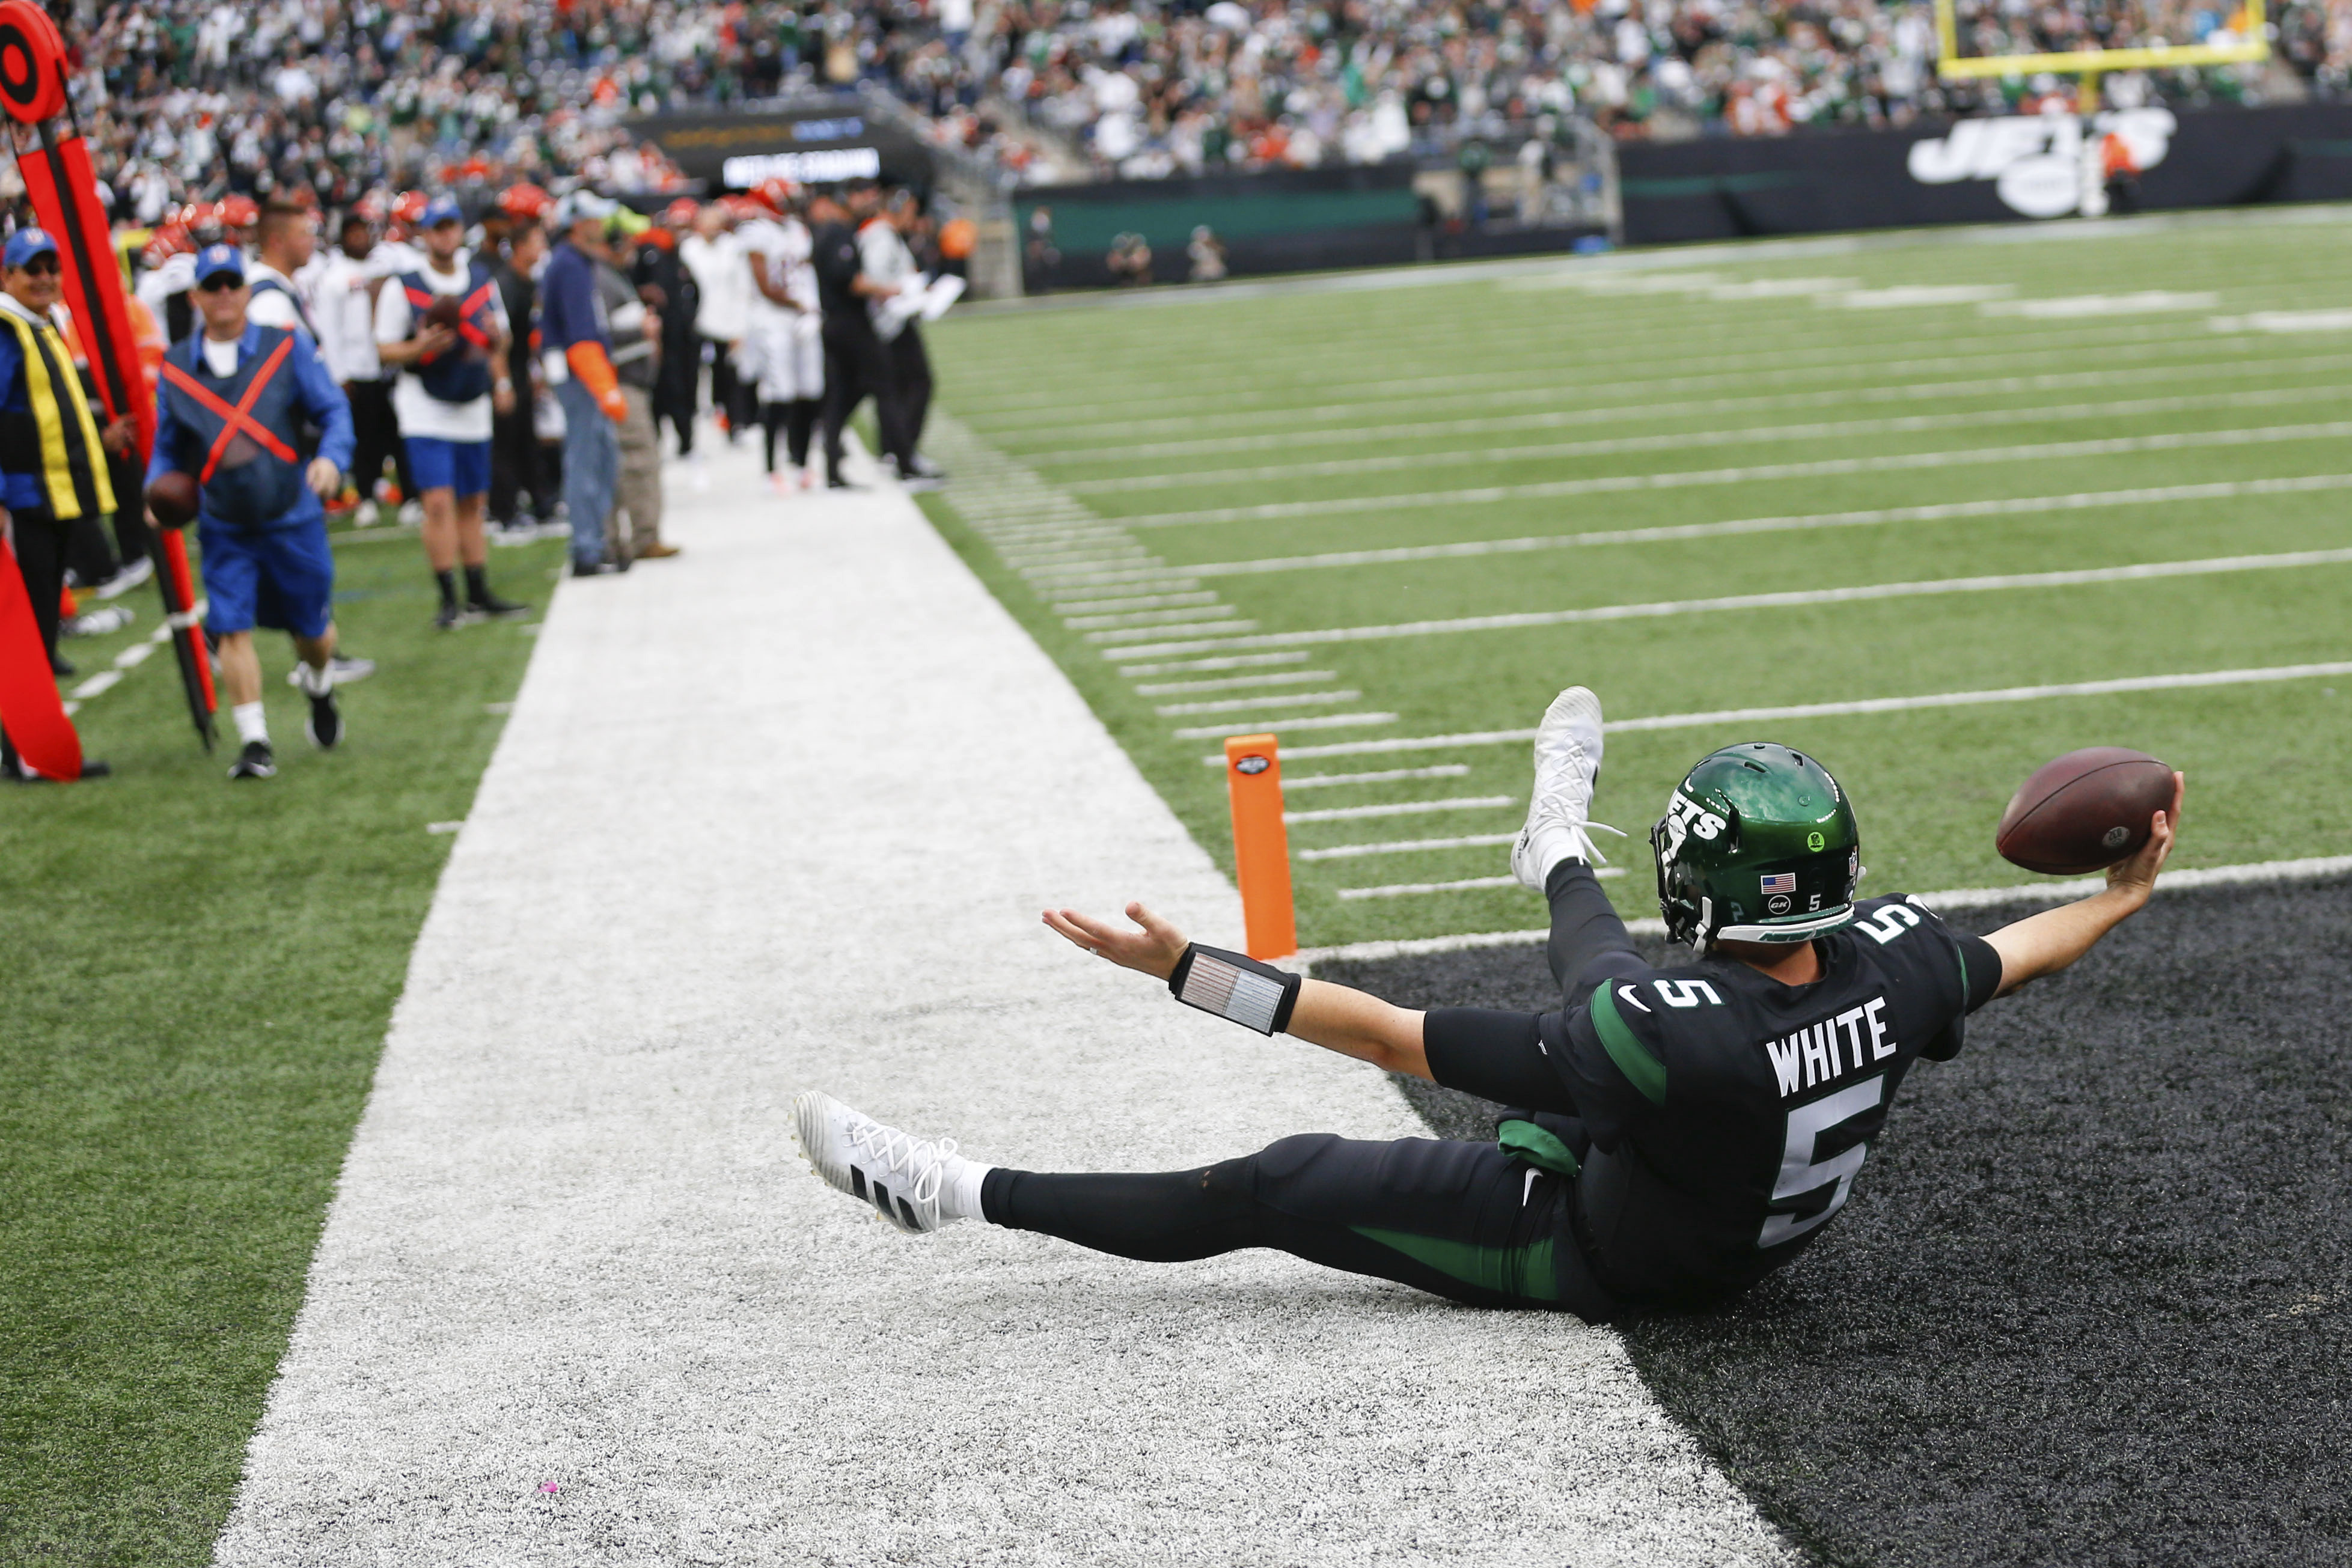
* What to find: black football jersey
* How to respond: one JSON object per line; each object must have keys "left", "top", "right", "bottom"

{"left": 1541, "top": 895, "right": 2001, "bottom": 1304}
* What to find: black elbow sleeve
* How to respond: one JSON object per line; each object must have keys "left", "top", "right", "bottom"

{"left": 1168, "top": 944, "right": 1303, "bottom": 1036}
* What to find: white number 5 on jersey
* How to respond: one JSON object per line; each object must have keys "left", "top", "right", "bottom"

{"left": 1759, "top": 1075, "right": 1884, "bottom": 1249}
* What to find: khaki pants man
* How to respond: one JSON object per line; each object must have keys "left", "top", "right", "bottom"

{"left": 606, "top": 384, "right": 673, "bottom": 561}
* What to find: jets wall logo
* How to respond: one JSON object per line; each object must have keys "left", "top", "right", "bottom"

{"left": 1907, "top": 108, "right": 2175, "bottom": 219}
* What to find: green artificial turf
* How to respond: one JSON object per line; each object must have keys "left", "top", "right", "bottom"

{"left": 0, "top": 528, "right": 558, "bottom": 1564}
{"left": 921, "top": 209, "right": 2352, "bottom": 948}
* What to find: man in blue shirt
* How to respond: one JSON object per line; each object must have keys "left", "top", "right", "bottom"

{"left": 539, "top": 192, "right": 632, "bottom": 576}
{"left": 150, "top": 245, "right": 356, "bottom": 781}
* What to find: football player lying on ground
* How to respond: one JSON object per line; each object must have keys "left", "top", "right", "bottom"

{"left": 794, "top": 687, "right": 2183, "bottom": 1320}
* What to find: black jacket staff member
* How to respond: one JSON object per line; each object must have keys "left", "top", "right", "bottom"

{"left": 0, "top": 227, "right": 132, "bottom": 781}
{"left": 811, "top": 183, "right": 921, "bottom": 490}
{"left": 149, "top": 245, "right": 356, "bottom": 782}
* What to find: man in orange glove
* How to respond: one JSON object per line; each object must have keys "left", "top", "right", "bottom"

{"left": 540, "top": 192, "right": 631, "bottom": 576}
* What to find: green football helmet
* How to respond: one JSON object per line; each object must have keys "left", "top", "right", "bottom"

{"left": 1651, "top": 742, "right": 1863, "bottom": 949}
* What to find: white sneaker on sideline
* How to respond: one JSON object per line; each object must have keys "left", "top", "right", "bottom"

{"left": 1509, "top": 685, "right": 1619, "bottom": 891}
{"left": 793, "top": 1090, "right": 976, "bottom": 1234}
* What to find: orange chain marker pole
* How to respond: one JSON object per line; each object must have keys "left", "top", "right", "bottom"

{"left": 1224, "top": 733, "right": 1297, "bottom": 960}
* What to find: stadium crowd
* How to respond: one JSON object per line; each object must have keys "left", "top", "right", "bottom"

{"left": 32, "top": 0, "right": 2342, "bottom": 207}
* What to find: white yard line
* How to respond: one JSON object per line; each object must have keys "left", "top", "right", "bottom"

{"left": 1211, "top": 660, "right": 2352, "bottom": 764}
{"left": 981, "top": 331, "right": 2302, "bottom": 447}
{"left": 1111, "top": 421, "right": 2352, "bottom": 529}
{"left": 1292, "top": 855, "right": 2352, "bottom": 968}
{"left": 1134, "top": 670, "right": 1339, "bottom": 695}
{"left": 1168, "top": 710, "right": 1397, "bottom": 740}
{"left": 1009, "top": 348, "right": 2352, "bottom": 463}
{"left": 1120, "top": 549, "right": 2352, "bottom": 662}
{"left": 1061, "top": 383, "right": 2350, "bottom": 495}
{"left": 968, "top": 316, "right": 2242, "bottom": 435}
{"left": 1337, "top": 871, "right": 1628, "bottom": 900}
{"left": 1159, "top": 690, "right": 1360, "bottom": 715}
{"left": 1300, "top": 832, "right": 1521, "bottom": 862}
{"left": 1168, "top": 474, "right": 2352, "bottom": 579}
{"left": 1282, "top": 764, "right": 1471, "bottom": 790}
{"left": 212, "top": 433, "right": 1790, "bottom": 1568}
{"left": 1285, "top": 795, "right": 1517, "bottom": 824}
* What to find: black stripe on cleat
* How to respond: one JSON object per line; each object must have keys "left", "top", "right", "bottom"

{"left": 850, "top": 1167, "right": 868, "bottom": 1201}
{"left": 896, "top": 1195, "right": 920, "bottom": 1229}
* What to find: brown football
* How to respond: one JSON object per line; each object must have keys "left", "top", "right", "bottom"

{"left": 146, "top": 470, "right": 199, "bottom": 528}
{"left": 1995, "top": 747, "right": 2176, "bottom": 874}
{"left": 424, "top": 295, "right": 463, "bottom": 331}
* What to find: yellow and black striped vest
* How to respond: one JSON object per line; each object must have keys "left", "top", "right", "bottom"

{"left": 0, "top": 303, "right": 116, "bottom": 523}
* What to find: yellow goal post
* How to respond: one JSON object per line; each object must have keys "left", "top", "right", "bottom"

{"left": 1934, "top": 0, "right": 2270, "bottom": 108}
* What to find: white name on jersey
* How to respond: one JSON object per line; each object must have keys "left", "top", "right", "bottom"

{"left": 1765, "top": 998, "right": 1894, "bottom": 1098}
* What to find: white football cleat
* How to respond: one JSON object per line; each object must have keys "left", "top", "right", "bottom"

{"left": 1510, "top": 685, "right": 1622, "bottom": 891}
{"left": 793, "top": 1090, "right": 972, "bottom": 1234}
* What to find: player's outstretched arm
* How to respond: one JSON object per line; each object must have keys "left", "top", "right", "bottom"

{"left": 1982, "top": 773, "right": 2182, "bottom": 998}
{"left": 1042, "top": 903, "right": 1432, "bottom": 1079}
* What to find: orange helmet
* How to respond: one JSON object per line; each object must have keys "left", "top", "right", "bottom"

{"left": 662, "top": 197, "right": 700, "bottom": 227}
{"left": 752, "top": 177, "right": 798, "bottom": 212}
{"left": 185, "top": 201, "right": 225, "bottom": 242}
{"left": 353, "top": 189, "right": 391, "bottom": 223}
{"left": 141, "top": 222, "right": 193, "bottom": 268}
{"left": 391, "top": 190, "right": 430, "bottom": 227}
{"left": 217, "top": 193, "right": 260, "bottom": 230}
{"left": 498, "top": 182, "right": 553, "bottom": 220}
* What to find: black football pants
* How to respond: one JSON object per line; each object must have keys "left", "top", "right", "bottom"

{"left": 980, "top": 862, "right": 1635, "bottom": 1317}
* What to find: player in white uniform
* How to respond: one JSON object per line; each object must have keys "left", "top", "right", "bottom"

{"left": 735, "top": 179, "right": 824, "bottom": 491}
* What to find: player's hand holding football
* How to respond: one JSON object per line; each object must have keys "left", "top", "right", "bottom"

{"left": 1042, "top": 901, "right": 1188, "bottom": 980}
{"left": 2104, "top": 771, "right": 2184, "bottom": 906}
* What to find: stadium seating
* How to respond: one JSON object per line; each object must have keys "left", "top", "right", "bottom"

{"left": 76, "top": 0, "right": 2352, "bottom": 205}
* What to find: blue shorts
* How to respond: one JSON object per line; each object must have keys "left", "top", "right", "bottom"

{"left": 197, "top": 517, "right": 335, "bottom": 639}
{"left": 405, "top": 435, "right": 491, "bottom": 499}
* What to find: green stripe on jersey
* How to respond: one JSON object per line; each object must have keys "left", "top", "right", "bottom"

{"left": 1350, "top": 1227, "right": 1560, "bottom": 1303}
{"left": 1592, "top": 981, "right": 1668, "bottom": 1106}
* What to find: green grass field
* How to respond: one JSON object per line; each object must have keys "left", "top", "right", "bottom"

{"left": 920, "top": 209, "right": 2352, "bottom": 950}
{"left": 0, "top": 528, "right": 557, "bottom": 1564}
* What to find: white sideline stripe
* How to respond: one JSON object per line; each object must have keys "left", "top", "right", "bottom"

{"left": 1171, "top": 474, "right": 2352, "bottom": 579}
{"left": 1291, "top": 856, "right": 2352, "bottom": 968}
{"left": 1300, "top": 833, "right": 1520, "bottom": 861}
{"left": 1061, "top": 385, "right": 2349, "bottom": 495}
{"left": 1169, "top": 711, "right": 1397, "bottom": 740}
{"left": 1284, "top": 795, "right": 1516, "bottom": 825}
{"left": 1121, "top": 549, "right": 2352, "bottom": 662}
{"left": 1205, "top": 660, "right": 2352, "bottom": 764}
{"left": 69, "top": 670, "right": 122, "bottom": 700}
{"left": 113, "top": 640, "right": 156, "bottom": 669}
{"left": 1134, "top": 670, "right": 1339, "bottom": 695}
{"left": 1014, "top": 349, "right": 2352, "bottom": 463}
{"left": 1112, "top": 421, "right": 2352, "bottom": 529}
{"left": 1119, "top": 651, "right": 1313, "bottom": 676}
{"left": 1283, "top": 764, "right": 1471, "bottom": 790}
{"left": 215, "top": 436, "right": 1794, "bottom": 1564}
{"left": 1981, "top": 290, "right": 2217, "bottom": 317}
{"left": 1158, "top": 690, "right": 1360, "bottom": 716}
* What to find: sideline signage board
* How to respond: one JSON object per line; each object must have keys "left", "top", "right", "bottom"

{"left": 1618, "top": 103, "right": 2352, "bottom": 245}
{"left": 632, "top": 105, "right": 933, "bottom": 190}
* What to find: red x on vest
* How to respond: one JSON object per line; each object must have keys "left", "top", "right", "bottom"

{"left": 160, "top": 337, "right": 299, "bottom": 483}
{"left": 404, "top": 279, "right": 500, "bottom": 361}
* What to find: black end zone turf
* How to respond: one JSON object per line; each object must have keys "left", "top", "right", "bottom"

{"left": 1322, "top": 877, "right": 2352, "bottom": 1568}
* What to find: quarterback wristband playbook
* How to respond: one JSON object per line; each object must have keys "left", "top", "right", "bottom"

{"left": 1168, "top": 944, "right": 1302, "bottom": 1036}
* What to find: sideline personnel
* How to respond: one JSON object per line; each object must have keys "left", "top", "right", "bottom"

{"left": 151, "top": 244, "right": 355, "bottom": 781}
{"left": 540, "top": 192, "right": 629, "bottom": 576}
{"left": 0, "top": 227, "right": 127, "bottom": 781}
